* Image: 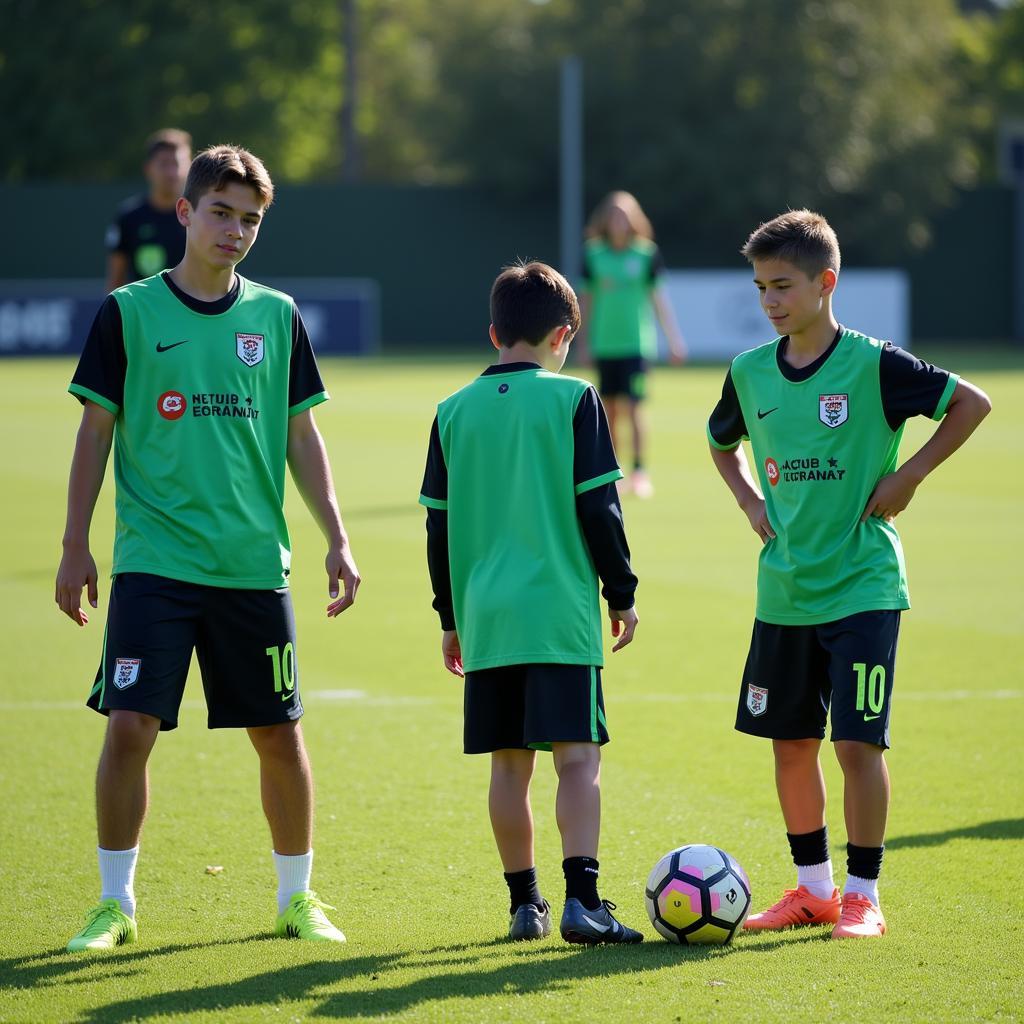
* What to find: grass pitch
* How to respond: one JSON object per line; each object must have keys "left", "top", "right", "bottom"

{"left": 1, "top": 351, "right": 1022, "bottom": 1023}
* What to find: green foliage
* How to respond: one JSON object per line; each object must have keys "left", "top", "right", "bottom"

{"left": 1, "top": 354, "right": 1023, "bottom": 1022}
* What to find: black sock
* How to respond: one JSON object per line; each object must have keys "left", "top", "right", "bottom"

{"left": 563, "top": 856, "right": 601, "bottom": 911}
{"left": 846, "top": 843, "right": 884, "bottom": 880}
{"left": 633, "top": 458, "right": 644, "bottom": 471}
{"left": 504, "top": 867, "right": 543, "bottom": 912}
{"left": 787, "top": 826, "right": 830, "bottom": 866}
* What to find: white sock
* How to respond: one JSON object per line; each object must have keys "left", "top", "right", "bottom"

{"left": 98, "top": 846, "right": 139, "bottom": 919}
{"left": 844, "top": 874, "right": 880, "bottom": 907}
{"left": 273, "top": 850, "right": 313, "bottom": 915}
{"left": 796, "top": 859, "right": 835, "bottom": 900}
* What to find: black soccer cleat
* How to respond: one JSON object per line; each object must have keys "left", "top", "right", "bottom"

{"left": 560, "top": 898, "right": 643, "bottom": 945}
{"left": 509, "top": 899, "right": 552, "bottom": 941}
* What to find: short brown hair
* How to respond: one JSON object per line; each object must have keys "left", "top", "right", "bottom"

{"left": 490, "top": 261, "right": 581, "bottom": 347}
{"left": 741, "top": 209, "right": 841, "bottom": 277}
{"left": 144, "top": 128, "right": 192, "bottom": 162}
{"left": 183, "top": 144, "right": 275, "bottom": 210}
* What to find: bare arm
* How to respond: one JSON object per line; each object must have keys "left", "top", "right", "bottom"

{"left": 286, "top": 408, "right": 361, "bottom": 617}
{"left": 862, "top": 378, "right": 992, "bottom": 522}
{"left": 708, "top": 442, "right": 776, "bottom": 543}
{"left": 575, "top": 292, "right": 593, "bottom": 367}
{"left": 652, "top": 287, "right": 687, "bottom": 363}
{"left": 106, "top": 252, "right": 129, "bottom": 292}
{"left": 55, "top": 402, "right": 116, "bottom": 625}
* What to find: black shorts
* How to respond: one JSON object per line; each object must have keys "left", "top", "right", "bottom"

{"left": 463, "top": 663, "right": 609, "bottom": 754}
{"left": 87, "top": 573, "right": 303, "bottom": 731}
{"left": 735, "top": 611, "right": 900, "bottom": 749}
{"left": 595, "top": 357, "right": 647, "bottom": 401}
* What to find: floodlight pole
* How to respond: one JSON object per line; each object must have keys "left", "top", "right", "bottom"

{"left": 559, "top": 55, "right": 583, "bottom": 284}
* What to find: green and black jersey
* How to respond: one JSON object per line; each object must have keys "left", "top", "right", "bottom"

{"left": 580, "top": 238, "right": 664, "bottom": 359}
{"left": 105, "top": 196, "right": 186, "bottom": 281}
{"left": 69, "top": 271, "right": 328, "bottom": 589}
{"left": 707, "top": 327, "right": 958, "bottom": 625}
{"left": 420, "top": 363, "right": 637, "bottom": 672}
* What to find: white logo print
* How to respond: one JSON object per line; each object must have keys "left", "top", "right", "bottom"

{"left": 581, "top": 913, "right": 611, "bottom": 933}
{"left": 113, "top": 658, "right": 141, "bottom": 690}
{"left": 236, "top": 333, "right": 265, "bottom": 367}
{"left": 746, "top": 684, "right": 768, "bottom": 717}
{"left": 819, "top": 393, "right": 848, "bottom": 428}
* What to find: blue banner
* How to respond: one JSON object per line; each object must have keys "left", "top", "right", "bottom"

{"left": 0, "top": 278, "right": 379, "bottom": 356}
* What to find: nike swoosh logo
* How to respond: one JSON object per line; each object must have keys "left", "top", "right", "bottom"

{"left": 580, "top": 914, "right": 610, "bottom": 933}
{"left": 757, "top": 407, "right": 779, "bottom": 419}
{"left": 864, "top": 714, "right": 880, "bottom": 721}
{"left": 156, "top": 340, "right": 190, "bottom": 352}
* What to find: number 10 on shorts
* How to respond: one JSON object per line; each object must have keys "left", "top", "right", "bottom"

{"left": 853, "top": 662, "right": 886, "bottom": 718}
{"left": 266, "top": 643, "right": 296, "bottom": 701}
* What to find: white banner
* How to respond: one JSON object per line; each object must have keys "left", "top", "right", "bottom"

{"left": 659, "top": 269, "right": 910, "bottom": 360}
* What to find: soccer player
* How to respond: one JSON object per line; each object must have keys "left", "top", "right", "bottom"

{"left": 419, "top": 262, "right": 644, "bottom": 945}
{"left": 57, "top": 144, "right": 361, "bottom": 951}
{"left": 105, "top": 129, "right": 192, "bottom": 290}
{"left": 707, "top": 210, "right": 991, "bottom": 939}
{"left": 577, "top": 191, "right": 686, "bottom": 498}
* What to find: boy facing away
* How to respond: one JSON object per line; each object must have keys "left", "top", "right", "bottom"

{"left": 707, "top": 210, "right": 990, "bottom": 939}
{"left": 419, "top": 262, "right": 644, "bottom": 944}
{"left": 57, "top": 145, "right": 361, "bottom": 951}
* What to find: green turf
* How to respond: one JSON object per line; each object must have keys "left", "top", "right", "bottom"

{"left": 1, "top": 353, "right": 1022, "bottom": 1023}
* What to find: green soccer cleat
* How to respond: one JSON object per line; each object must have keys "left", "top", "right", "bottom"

{"left": 67, "top": 898, "right": 137, "bottom": 952}
{"left": 275, "top": 890, "right": 346, "bottom": 943}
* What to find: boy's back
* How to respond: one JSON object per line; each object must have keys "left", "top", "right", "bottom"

{"left": 424, "top": 363, "right": 621, "bottom": 671}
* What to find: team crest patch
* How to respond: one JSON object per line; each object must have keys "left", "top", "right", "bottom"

{"left": 236, "top": 333, "right": 265, "bottom": 367}
{"left": 819, "top": 393, "right": 848, "bottom": 428}
{"left": 746, "top": 684, "right": 768, "bottom": 717}
{"left": 113, "top": 658, "right": 141, "bottom": 690}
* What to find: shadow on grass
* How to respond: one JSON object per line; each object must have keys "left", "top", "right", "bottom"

{"left": 0, "top": 935, "right": 276, "bottom": 992}
{"left": 72, "top": 931, "right": 825, "bottom": 1023}
{"left": 886, "top": 817, "right": 1024, "bottom": 850}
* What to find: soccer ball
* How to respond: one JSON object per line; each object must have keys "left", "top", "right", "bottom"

{"left": 645, "top": 844, "right": 751, "bottom": 944}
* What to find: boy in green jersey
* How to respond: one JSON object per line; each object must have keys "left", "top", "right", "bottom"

{"left": 420, "top": 262, "right": 644, "bottom": 945}
{"left": 707, "top": 210, "right": 990, "bottom": 939}
{"left": 57, "top": 145, "right": 361, "bottom": 951}
{"left": 578, "top": 191, "right": 686, "bottom": 498}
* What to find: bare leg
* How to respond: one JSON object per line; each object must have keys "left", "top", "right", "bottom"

{"left": 248, "top": 721, "right": 313, "bottom": 855}
{"left": 96, "top": 710, "right": 161, "bottom": 849}
{"left": 628, "top": 399, "right": 646, "bottom": 470}
{"left": 773, "top": 738, "right": 826, "bottom": 835}
{"left": 834, "top": 741, "right": 889, "bottom": 847}
{"left": 552, "top": 742, "right": 601, "bottom": 858}
{"left": 489, "top": 748, "right": 536, "bottom": 872}
{"left": 605, "top": 397, "right": 621, "bottom": 460}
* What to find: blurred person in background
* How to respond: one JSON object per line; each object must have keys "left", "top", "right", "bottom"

{"left": 105, "top": 129, "right": 192, "bottom": 290}
{"left": 577, "top": 191, "right": 686, "bottom": 499}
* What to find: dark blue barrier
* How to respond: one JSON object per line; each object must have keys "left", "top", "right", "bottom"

{"left": 0, "top": 278, "right": 379, "bottom": 355}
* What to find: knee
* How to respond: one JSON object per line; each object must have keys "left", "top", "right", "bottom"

{"left": 553, "top": 743, "right": 601, "bottom": 779}
{"left": 491, "top": 750, "right": 534, "bottom": 783}
{"left": 834, "top": 740, "right": 884, "bottom": 774}
{"left": 105, "top": 711, "right": 160, "bottom": 759}
{"left": 250, "top": 722, "right": 304, "bottom": 762}
{"left": 773, "top": 738, "right": 820, "bottom": 771}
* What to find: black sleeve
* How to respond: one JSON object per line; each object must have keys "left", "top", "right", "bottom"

{"left": 577, "top": 484, "right": 637, "bottom": 610}
{"left": 648, "top": 244, "right": 665, "bottom": 283}
{"left": 573, "top": 386, "right": 620, "bottom": 489}
{"left": 571, "top": 388, "right": 636, "bottom": 608}
{"left": 105, "top": 212, "right": 126, "bottom": 254}
{"left": 288, "top": 305, "right": 327, "bottom": 412}
{"left": 878, "top": 343, "right": 956, "bottom": 432}
{"left": 420, "top": 416, "right": 454, "bottom": 629}
{"left": 707, "top": 367, "right": 746, "bottom": 448}
{"left": 70, "top": 296, "right": 127, "bottom": 412}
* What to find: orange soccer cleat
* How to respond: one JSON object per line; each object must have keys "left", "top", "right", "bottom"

{"left": 743, "top": 886, "right": 842, "bottom": 931}
{"left": 830, "top": 892, "right": 887, "bottom": 939}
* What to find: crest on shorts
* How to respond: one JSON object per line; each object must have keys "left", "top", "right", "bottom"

{"left": 113, "top": 658, "right": 141, "bottom": 690}
{"left": 236, "top": 333, "right": 265, "bottom": 367}
{"left": 819, "top": 393, "right": 848, "bottom": 428}
{"left": 746, "top": 683, "right": 768, "bottom": 717}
